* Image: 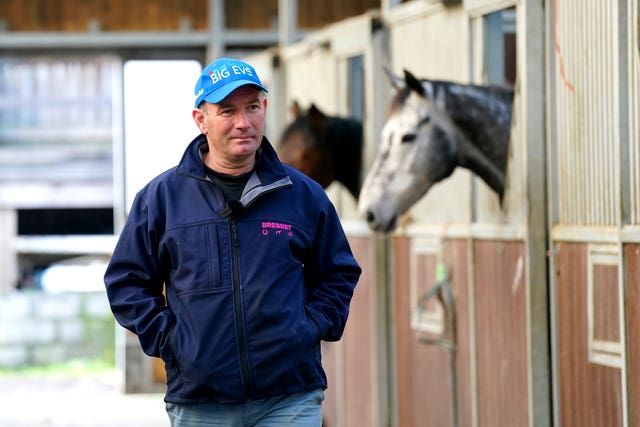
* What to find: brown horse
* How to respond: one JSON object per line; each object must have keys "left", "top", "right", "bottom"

{"left": 277, "top": 102, "right": 363, "bottom": 200}
{"left": 358, "top": 70, "right": 514, "bottom": 232}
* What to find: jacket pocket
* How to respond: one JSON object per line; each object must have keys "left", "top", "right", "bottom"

{"left": 163, "top": 222, "right": 232, "bottom": 294}
{"left": 159, "top": 322, "right": 178, "bottom": 368}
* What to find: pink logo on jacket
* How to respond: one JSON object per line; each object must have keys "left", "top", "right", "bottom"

{"left": 261, "top": 221, "right": 293, "bottom": 237}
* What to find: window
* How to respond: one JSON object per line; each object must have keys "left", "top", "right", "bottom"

{"left": 410, "top": 238, "right": 445, "bottom": 334}
{"left": 0, "top": 56, "right": 116, "bottom": 147}
{"left": 587, "top": 244, "right": 623, "bottom": 368}
{"left": 347, "top": 55, "right": 364, "bottom": 122}
{"left": 483, "top": 7, "right": 516, "bottom": 86}
{"left": 0, "top": 56, "right": 119, "bottom": 206}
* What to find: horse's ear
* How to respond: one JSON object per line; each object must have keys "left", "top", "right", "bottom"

{"left": 290, "top": 100, "right": 301, "bottom": 118}
{"left": 308, "top": 103, "right": 326, "bottom": 117}
{"left": 403, "top": 70, "right": 426, "bottom": 97}
{"left": 384, "top": 66, "right": 405, "bottom": 90}
{"left": 308, "top": 103, "right": 326, "bottom": 128}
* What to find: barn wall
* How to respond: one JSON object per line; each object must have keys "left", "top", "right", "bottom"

{"left": 626, "top": 243, "right": 640, "bottom": 427}
{"left": 392, "top": 236, "right": 473, "bottom": 427}
{"left": 473, "top": 240, "right": 528, "bottom": 426}
{"left": 282, "top": 47, "right": 338, "bottom": 117}
{"left": 552, "top": 0, "right": 622, "bottom": 226}
{"left": 555, "top": 243, "right": 624, "bottom": 426}
{"left": 548, "top": 0, "right": 639, "bottom": 425}
{"left": 390, "top": 232, "right": 530, "bottom": 427}
{"left": 628, "top": 0, "right": 640, "bottom": 225}
{"left": 322, "top": 232, "right": 378, "bottom": 427}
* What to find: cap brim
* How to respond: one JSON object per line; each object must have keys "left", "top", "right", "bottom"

{"left": 203, "top": 81, "right": 268, "bottom": 104}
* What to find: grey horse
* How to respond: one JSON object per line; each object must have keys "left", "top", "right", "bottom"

{"left": 358, "top": 70, "right": 514, "bottom": 232}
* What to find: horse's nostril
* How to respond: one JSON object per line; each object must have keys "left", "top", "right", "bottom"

{"left": 366, "top": 211, "right": 376, "bottom": 224}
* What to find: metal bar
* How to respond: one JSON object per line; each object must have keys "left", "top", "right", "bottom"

{"left": 278, "top": 0, "right": 298, "bottom": 46}
{"left": 0, "top": 29, "right": 280, "bottom": 50}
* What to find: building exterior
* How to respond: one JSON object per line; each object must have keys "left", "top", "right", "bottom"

{"left": 1, "top": 1, "right": 639, "bottom": 426}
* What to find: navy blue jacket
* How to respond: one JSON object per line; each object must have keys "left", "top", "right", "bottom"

{"left": 104, "top": 134, "right": 361, "bottom": 404}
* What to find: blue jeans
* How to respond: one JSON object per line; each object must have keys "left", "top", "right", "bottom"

{"left": 166, "top": 389, "right": 324, "bottom": 427}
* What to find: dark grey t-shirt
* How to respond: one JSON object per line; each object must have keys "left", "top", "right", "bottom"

{"left": 205, "top": 166, "right": 252, "bottom": 202}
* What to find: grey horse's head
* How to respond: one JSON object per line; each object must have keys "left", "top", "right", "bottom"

{"left": 359, "top": 69, "right": 513, "bottom": 233}
{"left": 358, "top": 70, "right": 460, "bottom": 232}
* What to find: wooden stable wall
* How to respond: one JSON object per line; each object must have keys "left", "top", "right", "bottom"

{"left": 0, "top": 0, "right": 379, "bottom": 32}
{"left": 392, "top": 235, "right": 530, "bottom": 427}
{"left": 473, "top": 240, "right": 529, "bottom": 426}
{"left": 392, "top": 236, "right": 472, "bottom": 427}
{"left": 0, "top": 0, "right": 209, "bottom": 31}
{"left": 626, "top": 244, "right": 640, "bottom": 427}
{"left": 553, "top": 243, "right": 640, "bottom": 425}
{"left": 555, "top": 243, "right": 624, "bottom": 427}
{"left": 323, "top": 233, "right": 377, "bottom": 427}
{"left": 548, "top": 1, "right": 640, "bottom": 426}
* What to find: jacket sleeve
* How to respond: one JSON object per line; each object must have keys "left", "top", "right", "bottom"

{"left": 305, "top": 201, "right": 362, "bottom": 342}
{"left": 104, "top": 191, "right": 175, "bottom": 358}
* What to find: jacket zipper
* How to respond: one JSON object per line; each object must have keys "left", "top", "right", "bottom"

{"left": 230, "top": 217, "right": 253, "bottom": 398}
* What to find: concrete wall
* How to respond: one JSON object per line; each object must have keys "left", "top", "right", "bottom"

{"left": 0, "top": 291, "right": 115, "bottom": 369}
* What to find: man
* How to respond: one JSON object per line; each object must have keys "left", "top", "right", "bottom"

{"left": 104, "top": 57, "right": 361, "bottom": 426}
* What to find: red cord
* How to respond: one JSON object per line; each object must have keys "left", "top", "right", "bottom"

{"left": 553, "top": 0, "right": 575, "bottom": 92}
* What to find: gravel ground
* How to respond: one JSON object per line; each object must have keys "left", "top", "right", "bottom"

{"left": 0, "top": 370, "right": 169, "bottom": 427}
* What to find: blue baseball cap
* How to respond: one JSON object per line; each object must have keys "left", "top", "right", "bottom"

{"left": 194, "top": 58, "right": 268, "bottom": 107}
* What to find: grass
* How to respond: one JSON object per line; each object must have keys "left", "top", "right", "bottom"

{"left": 0, "top": 358, "right": 115, "bottom": 377}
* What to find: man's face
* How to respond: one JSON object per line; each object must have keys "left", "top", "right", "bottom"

{"left": 194, "top": 85, "right": 267, "bottom": 168}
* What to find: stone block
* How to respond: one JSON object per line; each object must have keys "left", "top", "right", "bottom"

{"left": 0, "top": 346, "right": 27, "bottom": 368}
{"left": 31, "top": 343, "right": 66, "bottom": 365}
{"left": 0, "top": 291, "right": 116, "bottom": 369}
{"left": 0, "top": 320, "right": 56, "bottom": 344}
{"left": 38, "top": 293, "right": 81, "bottom": 318}
{"left": 1, "top": 320, "right": 40, "bottom": 344}
{"left": 0, "top": 292, "right": 32, "bottom": 319}
{"left": 58, "top": 320, "right": 85, "bottom": 342}
{"left": 84, "top": 292, "right": 112, "bottom": 318}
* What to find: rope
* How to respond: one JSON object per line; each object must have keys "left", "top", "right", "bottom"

{"left": 553, "top": 0, "right": 575, "bottom": 92}
{"left": 417, "top": 278, "right": 459, "bottom": 427}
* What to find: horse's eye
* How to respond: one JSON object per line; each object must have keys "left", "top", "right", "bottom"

{"left": 401, "top": 133, "right": 417, "bottom": 143}
{"left": 418, "top": 116, "right": 431, "bottom": 127}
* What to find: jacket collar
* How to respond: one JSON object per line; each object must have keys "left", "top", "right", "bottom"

{"left": 176, "top": 134, "right": 293, "bottom": 206}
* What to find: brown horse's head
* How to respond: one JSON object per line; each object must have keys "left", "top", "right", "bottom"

{"left": 278, "top": 101, "right": 363, "bottom": 199}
